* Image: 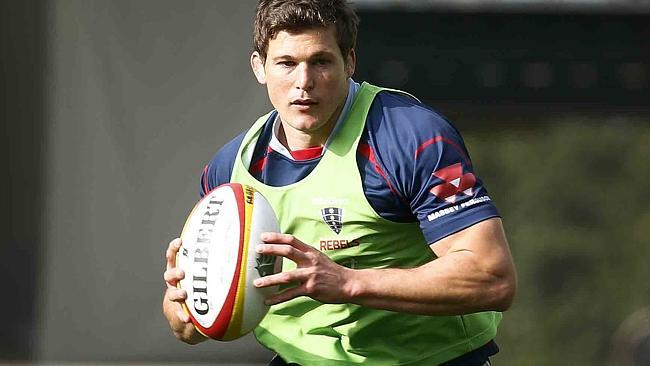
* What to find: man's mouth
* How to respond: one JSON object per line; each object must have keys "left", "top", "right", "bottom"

{"left": 291, "top": 98, "right": 317, "bottom": 106}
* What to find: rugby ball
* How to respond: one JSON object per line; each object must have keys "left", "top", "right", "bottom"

{"left": 177, "top": 183, "right": 281, "bottom": 341}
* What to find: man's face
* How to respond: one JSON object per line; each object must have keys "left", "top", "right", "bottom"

{"left": 251, "top": 26, "right": 355, "bottom": 146}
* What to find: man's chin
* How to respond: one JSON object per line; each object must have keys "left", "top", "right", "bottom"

{"left": 284, "top": 115, "right": 324, "bottom": 132}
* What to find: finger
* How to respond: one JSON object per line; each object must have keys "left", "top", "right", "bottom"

{"left": 256, "top": 243, "right": 309, "bottom": 264}
{"left": 261, "top": 232, "right": 312, "bottom": 252}
{"left": 166, "top": 238, "right": 182, "bottom": 271}
{"left": 164, "top": 267, "right": 185, "bottom": 288}
{"left": 264, "top": 285, "right": 305, "bottom": 306}
{"left": 176, "top": 309, "right": 191, "bottom": 323}
{"left": 166, "top": 288, "right": 188, "bottom": 302}
{"left": 253, "top": 268, "right": 308, "bottom": 288}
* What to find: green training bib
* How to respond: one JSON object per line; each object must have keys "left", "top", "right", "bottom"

{"left": 231, "top": 82, "right": 501, "bottom": 365}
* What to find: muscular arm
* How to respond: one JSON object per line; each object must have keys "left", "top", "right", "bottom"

{"left": 255, "top": 217, "right": 516, "bottom": 316}
{"left": 348, "top": 217, "right": 516, "bottom": 315}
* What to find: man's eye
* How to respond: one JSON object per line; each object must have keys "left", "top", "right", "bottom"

{"left": 314, "top": 59, "right": 330, "bottom": 65}
{"left": 278, "top": 61, "right": 295, "bottom": 67}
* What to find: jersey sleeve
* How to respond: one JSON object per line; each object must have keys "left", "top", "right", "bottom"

{"left": 369, "top": 92, "right": 500, "bottom": 244}
{"left": 199, "top": 131, "right": 246, "bottom": 198}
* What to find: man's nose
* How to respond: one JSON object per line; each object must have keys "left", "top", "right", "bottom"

{"left": 294, "top": 63, "right": 314, "bottom": 91}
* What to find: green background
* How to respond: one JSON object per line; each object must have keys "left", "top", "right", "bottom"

{"left": 464, "top": 119, "right": 650, "bottom": 364}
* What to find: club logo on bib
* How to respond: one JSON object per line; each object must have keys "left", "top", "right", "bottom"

{"left": 321, "top": 207, "right": 343, "bottom": 234}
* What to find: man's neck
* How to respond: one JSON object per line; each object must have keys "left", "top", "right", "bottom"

{"left": 277, "top": 111, "right": 340, "bottom": 151}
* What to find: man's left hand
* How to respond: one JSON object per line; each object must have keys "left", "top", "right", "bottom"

{"left": 253, "top": 232, "right": 354, "bottom": 305}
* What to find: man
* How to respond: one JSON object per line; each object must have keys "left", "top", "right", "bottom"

{"left": 163, "top": 1, "right": 517, "bottom": 365}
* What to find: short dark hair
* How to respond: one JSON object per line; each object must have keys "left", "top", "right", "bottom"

{"left": 253, "top": 0, "right": 359, "bottom": 61}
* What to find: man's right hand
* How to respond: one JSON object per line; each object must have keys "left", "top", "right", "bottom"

{"left": 162, "top": 238, "right": 207, "bottom": 344}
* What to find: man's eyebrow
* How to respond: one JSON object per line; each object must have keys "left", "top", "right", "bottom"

{"left": 271, "top": 55, "right": 296, "bottom": 61}
{"left": 310, "top": 52, "right": 339, "bottom": 61}
{"left": 271, "top": 50, "right": 337, "bottom": 61}
{"left": 309, "top": 50, "right": 336, "bottom": 58}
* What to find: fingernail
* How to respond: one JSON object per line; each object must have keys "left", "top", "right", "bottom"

{"left": 253, "top": 279, "right": 262, "bottom": 287}
{"left": 256, "top": 245, "right": 264, "bottom": 253}
{"left": 261, "top": 232, "right": 270, "bottom": 241}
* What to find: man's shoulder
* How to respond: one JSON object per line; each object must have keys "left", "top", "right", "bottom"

{"left": 200, "top": 131, "right": 247, "bottom": 196}
{"left": 203, "top": 113, "right": 275, "bottom": 191}
{"left": 211, "top": 131, "right": 247, "bottom": 165}
{"left": 372, "top": 89, "right": 456, "bottom": 129}
{"left": 365, "top": 89, "right": 462, "bottom": 150}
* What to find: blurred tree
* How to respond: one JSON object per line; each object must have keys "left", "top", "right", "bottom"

{"left": 461, "top": 118, "right": 650, "bottom": 365}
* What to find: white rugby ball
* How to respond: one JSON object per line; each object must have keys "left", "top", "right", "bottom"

{"left": 177, "top": 183, "right": 281, "bottom": 341}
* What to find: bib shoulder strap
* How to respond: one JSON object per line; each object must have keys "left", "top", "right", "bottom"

{"left": 327, "top": 82, "right": 412, "bottom": 156}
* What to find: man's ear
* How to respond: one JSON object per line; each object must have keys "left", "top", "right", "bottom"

{"left": 251, "top": 51, "right": 266, "bottom": 84}
{"left": 345, "top": 49, "right": 356, "bottom": 77}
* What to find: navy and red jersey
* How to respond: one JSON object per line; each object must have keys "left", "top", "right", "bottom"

{"left": 199, "top": 81, "right": 499, "bottom": 245}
